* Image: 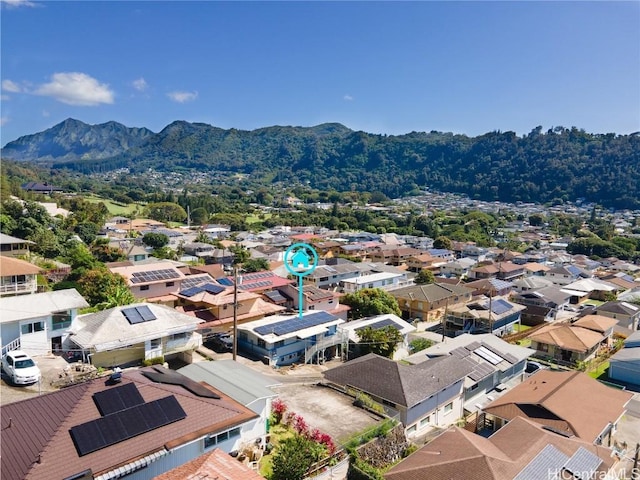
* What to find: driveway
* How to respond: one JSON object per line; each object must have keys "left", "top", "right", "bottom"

{"left": 1, "top": 354, "right": 75, "bottom": 405}
{"left": 272, "top": 383, "right": 382, "bottom": 445}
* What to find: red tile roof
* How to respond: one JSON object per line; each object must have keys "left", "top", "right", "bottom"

{"left": 1, "top": 368, "right": 257, "bottom": 480}
{"left": 153, "top": 448, "right": 264, "bottom": 480}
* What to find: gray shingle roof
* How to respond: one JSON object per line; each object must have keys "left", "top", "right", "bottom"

{"left": 323, "top": 353, "right": 472, "bottom": 408}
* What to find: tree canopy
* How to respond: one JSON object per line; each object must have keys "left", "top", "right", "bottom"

{"left": 342, "top": 288, "right": 402, "bottom": 319}
{"left": 357, "top": 326, "right": 403, "bottom": 358}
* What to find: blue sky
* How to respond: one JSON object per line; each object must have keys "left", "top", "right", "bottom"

{"left": 1, "top": 1, "right": 639, "bottom": 145}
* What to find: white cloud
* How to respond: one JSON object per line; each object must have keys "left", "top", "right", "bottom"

{"left": 2, "top": 79, "right": 22, "bottom": 93}
{"left": 0, "top": 116, "right": 9, "bottom": 126}
{"left": 132, "top": 77, "right": 148, "bottom": 92}
{"left": 1, "top": 0, "right": 37, "bottom": 8}
{"left": 42, "top": 110, "right": 50, "bottom": 117}
{"left": 167, "top": 90, "right": 198, "bottom": 103}
{"left": 343, "top": 94, "right": 354, "bottom": 101}
{"left": 34, "top": 72, "right": 114, "bottom": 106}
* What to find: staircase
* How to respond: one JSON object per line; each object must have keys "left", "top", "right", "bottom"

{"left": 1, "top": 338, "right": 21, "bottom": 357}
{"left": 304, "top": 330, "right": 349, "bottom": 364}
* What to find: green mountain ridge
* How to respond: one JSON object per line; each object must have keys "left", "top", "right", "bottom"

{"left": 2, "top": 119, "right": 639, "bottom": 209}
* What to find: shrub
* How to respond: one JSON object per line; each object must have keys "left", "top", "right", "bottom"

{"left": 142, "top": 356, "right": 164, "bottom": 366}
{"left": 272, "top": 398, "right": 288, "bottom": 424}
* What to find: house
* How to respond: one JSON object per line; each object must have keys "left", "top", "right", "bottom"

{"left": 275, "top": 284, "right": 350, "bottom": 319}
{"left": 0, "top": 232, "right": 35, "bottom": 258}
{"left": 444, "top": 296, "right": 526, "bottom": 336}
{"left": 608, "top": 331, "right": 640, "bottom": 387}
{"left": 404, "top": 253, "right": 439, "bottom": 273}
{"left": 462, "top": 277, "right": 514, "bottom": 297}
{"left": 153, "top": 449, "right": 265, "bottom": 480}
{"left": 439, "top": 257, "right": 477, "bottom": 278}
{"left": 217, "top": 270, "right": 294, "bottom": 293}
{"left": 572, "top": 314, "right": 618, "bottom": 346}
{"left": 526, "top": 322, "right": 608, "bottom": 364}
{"left": 20, "top": 181, "right": 63, "bottom": 193}
{"left": 384, "top": 416, "right": 617, "bottom": 480}
{"left": 178, "top": 359, "right": 279, "bottom": 445}
{"left": 522, "top": 261, "right": 551, "bottom": 276}
{"left": 511, "top": 275, "right": 553, "bottom": 293}
{"left": 67, "top": 303, "right": 203, "bottom": 367}
{"left": 546, "top": 264, "right": 592, "bottom": 285}
{"left": 595, "top": 301, "right": 640, "bottom": 331}
{"left": 511, "top": 285, "right": 572, "bottom": 312}
{"left": 340, "top": 270, "right": 406, "bottom": 293}
{"left": 237, "top": 310, "right": 345, "bottom": 366}
{"left": 0, "top": 256, "right": 41, "bottom": 297}
{"left": 182, "top": 242, "right": 216, "bottom": 259}
{"left": 482, "top": 370, "right": 633, "bottom": 445}
{"left": 0, "top": 289, "right": 89, "bottom": 356}
{"left": 391, "top": 283, "right": 474, "bottom": 321}
{"left": 405, "top": 333, "right": 534, "bottom": 411}
{"left": 561, "top": 277, "right": 621, "bottom": 303}
{"left": 303, "top": 261, "right": 362, "bottom": 289}
{"left": 323, "top": 353, "right": 473, "bottom": 438}
{"left": 109, "top": 261, "right": 187, "bottom": 303}
{"left": 340, "top": 314, "right": 416, "bottom": 359}
{"left": 175, "top": 283, "right": 285, "bottom": 333}
{"left": 0, "top": 367, "right": 258, "bottom": 480}
{"left": 370, "top": 247, "right": 423, "bottom": 266}
{"left": 469, "top": 262, "right": 526, "bottom": 282}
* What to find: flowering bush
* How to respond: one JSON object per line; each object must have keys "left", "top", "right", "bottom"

{"left": 272, "top": 398, "right": 288, "bottom": 424}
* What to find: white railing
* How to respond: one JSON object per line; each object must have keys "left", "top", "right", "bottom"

{"left": 165, "top": 335, "right": 202, "bottom": 354}
{"left": 304, "top": 331, "right": 348, "bottom": 364}
{"left": 0, "top": 281, "right": 37, "bottom": 295}
{"left": 1, "top": 338, "right": 21, "bottom": 357}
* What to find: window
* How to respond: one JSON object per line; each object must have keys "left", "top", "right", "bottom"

{"left": 170, "top": 332, "right": 188, "bottom": 341}
{"left": 444, "top": 402, "right": 453, "bottom": 414}
{"left": 150, "top": 338, "right": 162, "bottom": 349}
{"left": 21, "top": 321, "right": 45, "bottom": 335}
{"left": 204, "top": 427, "right": 241, "bottom": 449}
{"left": 420, "top": 416, "right": 430, "bottom": 427}
{"left": 257, "top": 339, "right": 266, "bottom": 348}
{"left": 165, "top": 281, "right": 175, "bottom": 287}
{"left": 538, "top": 343, "right": 549, "bottom": 353}
{"left": 52, "top": 311, "right": 72, "bottom": 330}
{"left": 406, "top": 424, "right": 417, "bottom": 434}
{"left": 275, "top": 340, "right": 284, "bottom": 348}
{"left": 239, "top": 331, "right": 248, "bottom": 340}
{"left": 140, "top": 285, "right": 150, "bottom": 291}
{"left": 469, "top": 383, "right": 479, "bottom": 392}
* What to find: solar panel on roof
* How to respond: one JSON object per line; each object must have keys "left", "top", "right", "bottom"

{"left": 514, "top": 444, "right": 569, "bottom": 480}
{"left": 137, "top": 306, "right": 156, "bottom": 322}
{"left": 254, "top": 311, "right": 339, "bottom": 336}
{"left": 93, "top": 383, "right": 145, "bottom": 416}
{"left": 468, "top": 362, "right": 494, "bottom": 381}
{"left": 491, "top": 299, "right": 513, "bottom": 316}
{"left": 474, "top": 346, "right": 504, "bottom": 365}
{"left": 179, "top": 286, "right": 202, "bottom": 297}
{"left": 70, "top": 395, "right": 186, "bottom": 456}
{"left": 366, "top": 318, "right": 399, "bottom": 331}
{"left": 217, "top": 278, "right": 234, "bottom": 286}
{"left": 450, "top": 347, "right": 470, "bottom": 359}
{"left": 466, "top": 341, "right": 482, "bottom": 351}
{"left": 122, "top": 307, "right": 144, "bottom": 324}
{"left": 563, "top": 447, "right": 602, "bottom": 480}
{"left": 202, "top": 283, "right": 225, "bottom": 295}
{"left": 180, "top": 276, "right": 208, "bottom": 289}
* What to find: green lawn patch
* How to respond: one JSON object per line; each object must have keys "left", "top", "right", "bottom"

{"left": 513, "top": 324, "right": 532, "bottom": 333}
{"left": 259, "top": 423, "right": 294, "bottom": 478}
{"left": 588, "top": 361, "right": 609, "bottom": 380}
{"left": 83, "top": 196, "right": 142, "bottom": 216}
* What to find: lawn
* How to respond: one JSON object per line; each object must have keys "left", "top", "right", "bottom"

{"left": 512, "top": 324, "right": 532, "bottom": 333}
{"left": 259, "top": 422, "right": 293, "bottom": 478}
{"left": 83, "top": 196, "right": 142, "bottom": 216}
{"left": 246, "top": 213, "right": 272, "bottom": 224}
{"left": 588, "top": 360, "right": 609, "bottom": 380}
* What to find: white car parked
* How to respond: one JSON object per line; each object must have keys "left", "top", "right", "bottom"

{"left": 2, "top": 350, "right": 41, "bottom": 385}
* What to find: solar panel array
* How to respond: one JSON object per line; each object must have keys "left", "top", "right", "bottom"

{"left": 179, "top": 282, "right": 225, "bottom": 298}
{"left": 243, "top": 272, "right": 274, "bottom": 280}
{"left": 474, "top": 346, "right": 504, "bottom": 365}
{"left": 481, "top": 342, "right": 519, "bottom": 364}
{"left": 93, "top": 383, "right": 145, "bottom": 416}
{"left": 180, "top": 276, "right": 212, "bottom": 289}
{"left": 513, "top": 444, "right": 569, "bottom": 480}
{"left": 450, "top": 346, "right": 470, "bottom": 359}
{"left": 468, "top": 361, "right": 494, "bottom": 381}
{"left": 264, "top": 290, "right": 288, "bottom": 303}
{"left": 254, "top": 311, "right": 338, "bottom": 336}
{"left": 242, "top": 280, "right": 274, "bottom": 290}
{"left": 563, "top": 447, "right": 602, "bottom": 480}
{"left": 491, "top": 299, "right": 513, "bottom": 316}
{"left": 131, "top": 269, "right": 180, "bottom": 284}
{"left": 217, "top": 277, "right": 234, "bottom": 286}
{"left": 355, "top": 318, "right": 399, "bottom": 332}
{"left": 122, "top": 306, "right": 157, "bottom": 325}
{"left": 70, "top": 395, "right": 186, "bottom": 456}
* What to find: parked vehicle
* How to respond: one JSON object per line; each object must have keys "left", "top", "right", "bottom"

{"left": 205, "top": 333, "right": 233, "bottom": 352}
{"left": 1, "top": 350, "right": 41, "bottom": 385}
{"left": 525, "top": 361, "right": 544, "bottom": 375}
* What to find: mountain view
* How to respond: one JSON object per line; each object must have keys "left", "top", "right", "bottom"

{"left": 3, "top": 119, "right": 639, "bottom": 209}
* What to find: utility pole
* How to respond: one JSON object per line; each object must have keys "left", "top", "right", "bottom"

{"left": 233, "top": 264, "right": 238, "bottom": 361}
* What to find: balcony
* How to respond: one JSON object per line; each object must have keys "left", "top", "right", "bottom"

{"left": 165, "top": 332, "right": 202, "bottom": 354}
{"left": 0, "top": 281, "right": 37, "bottom": 296}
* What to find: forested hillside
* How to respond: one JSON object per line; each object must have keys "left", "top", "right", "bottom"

{"left": 3, "top": 120, "right": 639, "bottom": 209}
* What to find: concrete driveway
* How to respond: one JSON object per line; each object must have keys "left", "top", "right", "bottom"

{"left": 1, "top": 354, "right": 72, "bottom": 405}
{"left": 272, "top": 383, "right": 382, "bottom": 445}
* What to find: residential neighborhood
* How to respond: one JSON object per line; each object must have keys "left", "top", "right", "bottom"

{"left": 1, "top": 191, "right": 640, "bottom": 480}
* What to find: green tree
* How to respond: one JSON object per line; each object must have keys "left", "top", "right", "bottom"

{"left": 230, "top": 244, "right": 250, "bottom": 265}
{"left": 271, "top": 434, "right": 325, "bottom": 480}
{"left": 433, "top": 236, "right": 452, "bottom": 250}
{"left": 74, "top": 221, "right": 100, "bottom": 244}
{"left": 415, "top": 269, "right": 435, "bottom": 285}
{"left": 342, "top": 288, "right": 401, "bottom": 319}
{"left": 0, "top": 214, "right": 17, "bottom": 234}
{"left": 144, "top": 202, "right": 187, "bottom": 223}
{"left": 151, "top": 246, "right": 177, "bottom": 260}
{"left": 90, "top": 240, "right": 127, "bottom": 263}
{"left": 410, "top": 338, "right": 434, "bottom": 353}
{"left": 189, "top": 207, "right": 209, "bottom": 225}
{"left": 242, "top": 257, "right": 270, "bottom": 272}
{"left": 357, "top": 325, "right": 403, "bottom": 358}
{"left": 528, "top": 213, "right": 545, "bottom": 227}
{"left": 142, "top": 232, "right": 170, "bottom": 249}
{"left": 77, "top": 269, "right": 132, "bottom": 307}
